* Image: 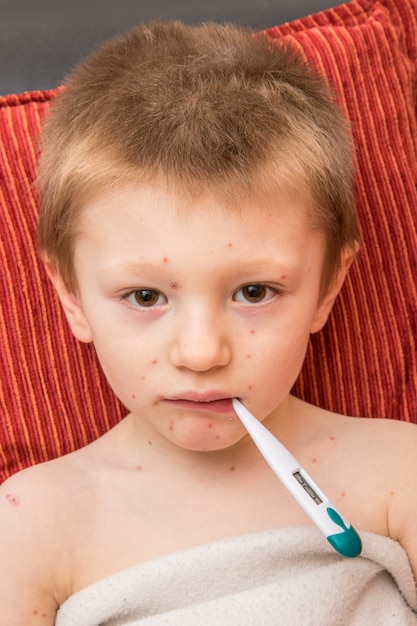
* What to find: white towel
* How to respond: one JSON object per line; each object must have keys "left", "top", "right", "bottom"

{"left": 55, "top": 526, "right": 417, "bottom": 625}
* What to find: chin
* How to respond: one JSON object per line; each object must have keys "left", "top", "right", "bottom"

{"left": 167, "top": 423, "right": 245, "bottom": 454}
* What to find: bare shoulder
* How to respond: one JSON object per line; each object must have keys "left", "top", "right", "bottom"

{"left": 333, "top": 412, "right": 417, "bottom": 580}
{"left": 328, "top": 410, "right": 417, "bottom": 493}
{"left": 342, "top": 413, "right": 417, "bottom": 475}
{"left": 300, "top": 400, "right": 417, "bottom": 545}
{"left": 342, "top": 411, "right": 417, "bottom": 453}
{"left": 299, "top": 397, "right": 417, "bottom": 463}
{"left": 0, "top": 454, "right": 87, "bottom": 625}
{"left": 367, "top": 417, "right": 417, "bottom": 580}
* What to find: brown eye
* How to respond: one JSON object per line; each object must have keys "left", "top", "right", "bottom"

{"left": 123, "top": 289, "right": 166, "bottom": 307}
{"left": 241, "top": 284, "right": 267, "bottom": 303}
{"left": 233, "top": 284, "right": 281, "bottom": 304}
{"left": 134, "top": 289, "right": 159, "bottom": 306}
{"left": 133, "top": 289, "right": 159, "bottom": 306}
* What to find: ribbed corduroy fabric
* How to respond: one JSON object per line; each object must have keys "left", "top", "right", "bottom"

{"left": 270, "top": 0, "right": 417, "bottom": 421}
{"left": 0, "top": 93, "right": 126, "bottom": 480}
{"left": 1, "top": 0, "right": 416, "bottom": 483}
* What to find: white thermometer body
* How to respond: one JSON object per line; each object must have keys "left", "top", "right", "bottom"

{"left": 232, "top": 399, "right": 362, "bottom": 558}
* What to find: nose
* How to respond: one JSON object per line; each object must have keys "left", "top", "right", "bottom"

{"left": 169, "top": 307, "right": 231, "bottom": 372}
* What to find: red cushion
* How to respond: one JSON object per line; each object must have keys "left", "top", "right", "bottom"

{"left": 267, "top": 0, "right": 417, "bottom": 421}
{"left": 1, "top": 0, "right": 416, "bottom": 482}
{"left": 0, "top": 91, "right": 126, "bottom": 480}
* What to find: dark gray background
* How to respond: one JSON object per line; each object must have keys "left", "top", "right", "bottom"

{"left": 0, "top": 1, "right": 342, "bottom": 95}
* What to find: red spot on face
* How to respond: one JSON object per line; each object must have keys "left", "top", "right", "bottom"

{"left": 168, "top": 420, "right": 174, "bottom": 431}
{"left": 152, "top": 400, "right": 159, "bottom": 406}
{"left": 215, "top": 435, "right": 220, "bottom": 440}
{"left": 312, "top": 458, "right": 317, "bottom": 463}
{"left": 249, "top": 329, "right": 256, "bottom": 334}
{"left": 170, "top": 281, "right": 178, "bottom": 289}
{"left": 131, "top": 394, "right": 136, "bottom": 400}
{"left": 227, "top": 242, "right": 233, "bottom": 248}
{"left": 247, "top": 385, "right": 253, "bottom": 390}
{"left": 5, "top": 493, "right": 19, "bottom": 506}
{"left": 230, "top": 466, "right": 236, "bottom": 472}
{"left": 163, "top": 257, "right": 169, "bottom": 263}
{"left": 280, "top": 274, "right": 287, "bottom": 281}
{"left": 246, "top": 354, "right": 251, "bottom": 359}
{"left": 390, "top": 491, "right": 395, "bottom": 496}
{"left": 207, "top": 422, "right": 213, "bottom": 429}
{"left": 151, "top": 359, "right": 158, "bottom": 365}
{"left": 329, "top": 436, "right": 335, "bottom": 441}
{"left": 341, "top": 491, "right": 346, "bottom": 497}
{"left": 136, "top": 465, "right": 143, "bottom": 471}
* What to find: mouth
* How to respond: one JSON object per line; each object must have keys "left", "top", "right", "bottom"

{"left": 163, "top": 394, "right": 235, "bottom": 414}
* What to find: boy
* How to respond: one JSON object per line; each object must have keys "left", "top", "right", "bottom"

{"left": 1, "top": 21, "right": 416, "bottom": 624}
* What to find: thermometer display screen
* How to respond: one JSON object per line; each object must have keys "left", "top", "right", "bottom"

{"left": 293, "top": 471, "right": 323, "bottom": 505}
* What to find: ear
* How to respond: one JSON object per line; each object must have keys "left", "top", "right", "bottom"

{"left": 43, "top": 261, "right": 93, "bottom": 343}
{"left": 310, "top": 244, "right": 358, "bottom": 334}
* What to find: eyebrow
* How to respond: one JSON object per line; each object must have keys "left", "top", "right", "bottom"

{"left": 99, "top": 258, "right": 298, "bottom": 279}
{"left": 99, "top": 261, "right": 160, "bottom": 275}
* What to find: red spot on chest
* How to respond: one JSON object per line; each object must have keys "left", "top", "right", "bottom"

{"left": 163, "top": 257, "right": 169, "bottom": 263}
{"left": 5, "top": 493, "right": 20, "bottom": 506}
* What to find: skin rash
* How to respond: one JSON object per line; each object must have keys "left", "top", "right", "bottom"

{"left": 58, "top": 182, "right": 338, "bottom": 455}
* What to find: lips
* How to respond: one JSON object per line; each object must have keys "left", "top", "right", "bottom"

{"left": 163, "top": 393, "right": 234, "bottom": 414}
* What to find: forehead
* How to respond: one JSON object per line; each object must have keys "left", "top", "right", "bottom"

{"left": 73, "top": 182, "right": 325, "bottom": 278}
{"left": 77, "top": 179, "right": 315, "bottom": 234}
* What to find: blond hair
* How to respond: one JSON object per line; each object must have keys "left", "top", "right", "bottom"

{"left": 38, "top": 21, "right": 360, "bottom": 295}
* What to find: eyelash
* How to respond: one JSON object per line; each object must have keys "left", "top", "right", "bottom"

{"left": 120, "top": 283, "right": 283, "bottom": 308}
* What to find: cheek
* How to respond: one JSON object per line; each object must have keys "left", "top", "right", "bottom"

{"left": 247, "top": 325, "right": 311, "bottom": 383}
{"left": 244, "top": 333, "right": 310, "bottom": 417}
{"left": 92, "top": 335, "right": 157, "bottom": 396}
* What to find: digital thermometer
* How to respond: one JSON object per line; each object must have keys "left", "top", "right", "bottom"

{"left": 232, "top": 399, "right": 362, "bottom": 558}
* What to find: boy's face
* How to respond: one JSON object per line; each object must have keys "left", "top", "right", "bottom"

{"left": 56, "top": 182, "right": 339, "bottom": 453}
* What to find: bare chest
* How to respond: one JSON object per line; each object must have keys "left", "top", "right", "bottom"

{"left": 65, "top": 452, "right": 388, "bottom": 597}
